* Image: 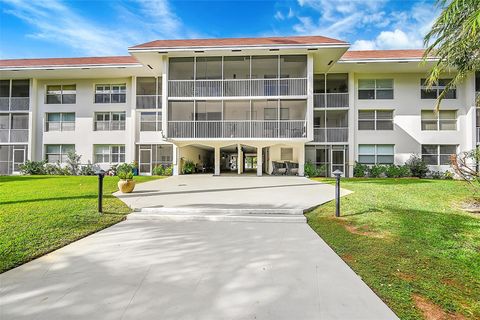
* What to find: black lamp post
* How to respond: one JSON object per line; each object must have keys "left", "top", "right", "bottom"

{"left": 332, "top": 169, "right": 343, "bottom": 217}
{"left": 95, "top": 170, "right": 106, "bottom": 213}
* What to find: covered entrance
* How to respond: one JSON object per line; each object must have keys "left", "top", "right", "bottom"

{"left": 173, "top": 141, "right": 305, "bottom": 176}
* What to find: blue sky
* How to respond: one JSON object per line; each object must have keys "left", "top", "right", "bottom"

{"left": 0, "top": 0, "right": 440, "bottom": 59}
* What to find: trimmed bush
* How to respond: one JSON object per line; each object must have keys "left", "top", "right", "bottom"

{"left": 182, "top": 161, "right": 195, "bottom": 174}
{"left": 152, "top": 165, "right": 165, "bottom": 176}
{"left": 385, "top": 164, "right": 411, "bottom": 178}
{"left": 369, "top": 164, "right": 386, "bottom": 178}
{"left": 406, "top": 155, "right": 429, "bottom": 178}
{"left": 353, "top": 162, "right": 368, "bottom": 177}
{"left": 19, "top": 160, "right": 46, "bottom": 175}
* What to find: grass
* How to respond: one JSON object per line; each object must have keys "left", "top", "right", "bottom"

{"left": 307, "top": 178, "right": 480, "bottom": 320}
{"left": 0, "top": 175, "right": 159, "bottom": 273}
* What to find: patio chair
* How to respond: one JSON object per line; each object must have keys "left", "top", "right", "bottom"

{"left": 285, "top": 162, "right": 299, "bottom": 176}
{"left": 272, "top": 161, "right": 287, "bottom": 175}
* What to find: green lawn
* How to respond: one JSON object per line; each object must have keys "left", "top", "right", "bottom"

{"left": 0, "top": 175, "right": 159, "bottom": 273}
{"left": 307, "top": 178, "right": 480, "bottom": 320}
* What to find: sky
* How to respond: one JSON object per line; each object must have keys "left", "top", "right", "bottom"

{"left": 0, "top": 0, "right": 441, "bottom": 59}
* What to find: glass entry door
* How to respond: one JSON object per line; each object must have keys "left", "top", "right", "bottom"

{"left": 331, "top": 148, "right": 345, "bottom": 176}
{"left": 12, "top": 147, "right": 26, "bottom": 174}
{"left": 139, "top": 148, "right": 152, "bottom": 175}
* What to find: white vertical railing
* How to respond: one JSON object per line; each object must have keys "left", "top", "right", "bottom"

{"left": 136, "top": 95, "right": 162, "bottom": 109}
{"left": 167, "top": 120, "right": 306, "bottom": 138}
{"left": 477, "top": 127, "right": 480, "bottom": 143}
{"left": 168, "top": 78, "right": 307, "bottom": 97}
{"left": 0, "top": 97, "right": 29, "bottom": 111}
{"left": 314, "top": 127, "right": 348, "bottom": 142}
{"left": 314, "top": 93, "right": 349, "bottom": 108}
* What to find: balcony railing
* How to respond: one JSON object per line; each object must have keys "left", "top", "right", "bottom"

{"left": 0, "top": 97, "right": 29, "bottom": 111}
{"left": 314, "top": 93, "right": 349, "bottom": 108}
{"left": 45, "top": 121, "right": 75, "bottom": 132}
{"left": 314, "top": 127, "right": 348, "bottom": 143}
{"left": 136, "top": 95, "right": 162, "bottom": 109}
{"left": 0, "top": 129, "right": 29, "bottom": 143}
{"left": 167, "top": 120, "right": 306, "bottom": 139}
{"left": 477, "top": 127, "right": 480, "bottom": 144}
{"left": 94, "top": 121, "right": 126, "bottom": 131}
{"left": 168, "top": 78, "right": 307, "bottom": 98}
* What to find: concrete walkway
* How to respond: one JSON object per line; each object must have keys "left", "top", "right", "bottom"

{"left": 0, "top": 219, "right": 398, "bottom": 320}
{"left": 115, "top": 175, "right": 349, "bottom": 212}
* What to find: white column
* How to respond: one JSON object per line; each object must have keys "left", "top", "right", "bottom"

{"left": 237, "top": 144, "right": 242, "bottom": 175}
{"left": 306, "top": 53, "right": 314, "bottom": 141}
{"left": 127, "top": 76, "right": 136, "bottom": 163}
{"left": 348, "top": 71, "right": 355, "bottom": 177}
{"left": 214, "top": 146, "right": 220, "bottom": 176}
{"left": 298, "top": 143, "right": 305, "bottom": 176}
{"left": 172, "top": 145, "right": 179, "bottom": 175}
{"left": 161, "top": 56, "right": 168, "bottom": 138}
{"left": 257, "top": 146, "right": 262, "bottom": 176}
{"left": 28, "top": 78, "right": 37, "bottom": 160}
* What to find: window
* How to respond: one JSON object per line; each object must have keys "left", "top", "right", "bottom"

{"left": 140, "top": 112, "right": 162, "bottom": 131}
{"left": 358, "top": 79, "right": 393, "bottom": 99}
{"left": 281, "top": 148, "right": 293, "bottom": 161}
{"left": 94, "top": 112, "right": 126, "bottom": 131}
{"left": 421, "top": 79, "right": 456, "bottom": 99}
{"left": 358, "top": 110, "right": 394, "bottom": 130}
{"left": 0, "top": 80, "right": 30, "bottom": 111}
{"left": 95, "top": 84, "right": 126, "bottom": 103}
{"left": 136, "top": 77, "right": 162, "bottom": 109}
{"left": 421, "top": 110, "right": 457, "bottom": 130}
{"left": 94, "top": 145, "right": 125, "bottom": 163}
{"left": 45, "top": 144, "right": 74, "bottom": 163}
{"left": 358, "top": 144, "right": 394, "bottom": 164}
{"left": 422, "top": 145, "right": 457, "bottom": 165}
{"left": 45, "top": 113, "right": 75, "bottom": 131}
{"left": 46, "top": 84, "right": 76, "bottom": 104}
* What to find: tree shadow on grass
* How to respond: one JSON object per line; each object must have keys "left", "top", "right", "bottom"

{"left": 0, "top": 176, "right": 56, "bottom": 183}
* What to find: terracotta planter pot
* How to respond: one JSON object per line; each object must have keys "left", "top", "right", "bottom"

{"left": 118, "top": 179, "right": 135, "bottom": 193}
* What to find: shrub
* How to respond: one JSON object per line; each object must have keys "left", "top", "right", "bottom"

{"left": 19, "top": 160, "right": 46, "bottom": 175}
{"left": 65, "top": 151, "right": 81, "bottom": 175}
{"left": 79, "top": 162, "right": 95, "bottom": 176}
{"left": 369, "top": 164, "right": 386, "bottom": 178}
{"left": 353, "top": 162, "right": 368, "bottom": 177}
{"left": 117, "top": 163, "right": 134, "bottom": 180}
{"left": 164, "top": 164, "right": 173, "bottom": 176}
{"left": 182, "top": 161, "right": 195, "bottom": 174}
{"left": 153, "top": 165, "right": 165, "bottom": 176}
{"left": 406, "top": 154, "right": 429, "bottom": 178}
{"left": 304, "top": 161, "right": 318, "bottom": 177}
{"left": 443, "top": 170, "right": 454, "bottom": 180}
{"left": 397, "top": 165, "right": 412, "bottom": 177}
{"left": 431, "top": 171, "right": 443, "bottom": 179}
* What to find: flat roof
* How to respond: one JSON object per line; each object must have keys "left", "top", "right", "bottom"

{"left": 130, "top": 35, "right": 348, "bottom": 50}
{"left": 0, "top": 56, "right": 140, "bottom": 69}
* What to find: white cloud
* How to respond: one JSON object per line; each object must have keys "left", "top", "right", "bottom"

{"left": 274, "top": 11, "right": 285, "bottom": 20}
{"left": 1, "top": 0, "right": 199, "bottom": 56}
{"left": 288, "top": 0, "right": 439, "bottom": 50}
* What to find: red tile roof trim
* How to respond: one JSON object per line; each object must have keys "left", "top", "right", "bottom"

{"left": 341, "top": 49, "right": 431, "bottom": 60}
{"left": 0, "top": 56, "right": 140, "bottom": 68}
{"left": 130, "top": 35, "right": 347, "bottom": 49}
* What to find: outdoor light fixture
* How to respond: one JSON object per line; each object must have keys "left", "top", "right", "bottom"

{"left": 95, "top": 169, "right": 106, "bottom": 213}
{"left": 332, "top": 169, "right": 343, "bottom": 217}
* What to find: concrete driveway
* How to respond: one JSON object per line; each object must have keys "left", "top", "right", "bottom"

{"left": 115, "top": 175, "right": 350, "bottom": 211}
{"left": 0, "top": 219, "right": 398, "bottom": 320}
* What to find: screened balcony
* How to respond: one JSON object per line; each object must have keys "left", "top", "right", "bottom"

{"left": 168, "top": 55, "right": 307, "bottom": 98}
{"left": 314, "top": 74, "right": 349, "bottom": 108}
{"left": 0, "top": 113, "right": 29, "bottom": 143}
{"left": 167, "top": 99, "right": 307, "bottom": 139}
{"left": 313, "top": 110, "right": 348, "bottom": 143}
{"left": 0, "top": 80, "right": 30, "bottom": 111}
{"left": 136, "top": 77, "right": 162, "bottom": 109}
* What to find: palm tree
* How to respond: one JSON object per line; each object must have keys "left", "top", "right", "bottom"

{"left": 423, "top": 0, "right": 480, "bottom": 109}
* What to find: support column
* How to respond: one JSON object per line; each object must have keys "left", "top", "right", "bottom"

{"left": 214, "top": 146, "right": 220, "bottom": 176}
{"left": 237, "top": 144, "right": 242, "bottom": 175}
{"left": 298, "top": 144, "right": 305, "bottom": 176}
{"left": 257, "top": 147, "right": 263, "bottom": 176}
{"left": 172, "top": 145, "right": 180, "bottom": 175}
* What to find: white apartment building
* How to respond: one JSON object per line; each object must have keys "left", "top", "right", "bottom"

{"left": 0, "top": 36, "right": 479, "bottom": 177}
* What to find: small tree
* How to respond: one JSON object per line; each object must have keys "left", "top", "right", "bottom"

{"left": 66, "top": 151, "right": 82, "bottom": 175}
{"left": 451, "top": 147, "right": 480, "bottom": 192}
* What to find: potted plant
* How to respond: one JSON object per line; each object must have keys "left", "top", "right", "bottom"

{"left": 117, "top": 163, "right": 135, "bottom": 193}
{"left": 182, "top": 160, "right": 196, "bottom": 174}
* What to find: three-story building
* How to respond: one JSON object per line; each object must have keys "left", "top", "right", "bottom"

{"left": 0, "top": 36, "right": 478, "bottom": 176}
